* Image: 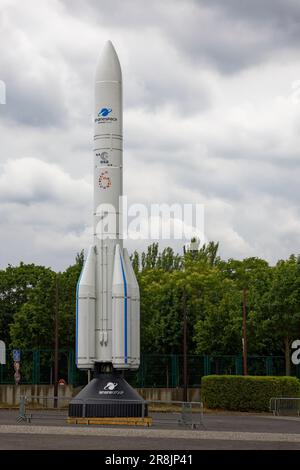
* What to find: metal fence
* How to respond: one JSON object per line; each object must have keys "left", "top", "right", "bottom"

{"left": 269, "top": 397, "right": 300, "bottom": 416}
{"left": 17, "top": 395, "right": 204, "bottom": 429}
{"left": 1, "top": 350, "right": 300, "bottom": 387}
{"left": 17, "top": 395, "right": 70, "bottom": 423}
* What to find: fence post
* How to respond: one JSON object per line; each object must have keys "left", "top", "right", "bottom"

{"left": 135, "top": 354, "right": 143, "bottom": 388}
{"left": 204, "top": 356, "right": 210, "bottom": 376}
{"left": 37, "top": 350, "right": 40, "bottom": 383}
{"left": 32, "top": 350, "right": 36, "bottom": 384}
{"left": 140, "top": 354, "right": 145, "bottom": 388}
{"left": 296, "top": 364, "right": 300, "bottom": 379}
{"left": 171, "top": 355, "right": 179, "bottom": 387}
{"left": 32, "top": 350, "right": 40, "bottom": 384}
{"left": 235, "top": 356, "right": 243, "bottom": 375}
{"left": 266, "top": 357, "right": 273, "bottom": 376}
{"left": 68, "top": 350, "right": 75, "bottom": 386}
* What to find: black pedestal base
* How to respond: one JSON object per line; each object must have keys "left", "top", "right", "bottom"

{"left": 68, "top": 371, "right": 147, "bottom": 418}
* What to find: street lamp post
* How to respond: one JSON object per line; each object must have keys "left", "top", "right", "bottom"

{"left": 54, "top": 274, "right": 59, "bottom": 407}
{"left": 242, "top": 288, "right": 248, "bottom": 375}
{"left": 183, "top": 289, "right": 188, "bottom": 402}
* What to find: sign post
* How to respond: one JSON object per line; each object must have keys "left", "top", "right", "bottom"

{"left": 0, "top": 341, "right": 5, "bottom": 365}
{"left": 13, "top": 349, "right": 21, "bottom": 385}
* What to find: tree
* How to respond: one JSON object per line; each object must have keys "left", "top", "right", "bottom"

{"left": 9, "top": 267, "right": 56, "bottom": 350}
{"left": 193, "top": 272, "right": 242, "bottom": 355}
{"left": 219, "top": 257, "right": 273, "bottom": 356}
{"left": 184, "top": 240, "right": 220, "bottom": 267}
{"left": 9, "top": 253, "right": 84, "bottom": 352}
{"left": 58, "top": 255, "right": 84, "bottom": 350}
{"left": 0, "top": 263, "right": 52, "bottom": 346}
{"left": 260, "top": 256, "right": 300, "bottom": 374}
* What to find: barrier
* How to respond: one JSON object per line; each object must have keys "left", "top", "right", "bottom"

{"left": 17, "top": 395, "right": 204, "bottom": 429}
{"left": 269, "top": 397, "right": 300, "bottom": 416}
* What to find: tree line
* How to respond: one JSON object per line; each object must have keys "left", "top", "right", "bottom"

{"left": 1, "top": 241, "right": 300, "bottom": 375}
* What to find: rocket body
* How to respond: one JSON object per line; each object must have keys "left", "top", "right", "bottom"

{"left": 76, "top": 41, "right": 140, "bottom": 371}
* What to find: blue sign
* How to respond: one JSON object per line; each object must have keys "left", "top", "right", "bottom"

{"left": 13, "top": 349, "right": 21, "bottom": 362}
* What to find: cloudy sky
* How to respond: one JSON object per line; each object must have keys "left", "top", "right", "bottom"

{"left": 0, "top": 0, "right": 300, "bottom": 270}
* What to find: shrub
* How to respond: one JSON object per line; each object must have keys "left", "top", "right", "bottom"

{"left": 201, "top": 375, "right": 300, "bottom": 412}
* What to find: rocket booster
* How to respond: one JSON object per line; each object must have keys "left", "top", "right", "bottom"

{"left": 76, "top": 41, "right": 140, "bottom": 371}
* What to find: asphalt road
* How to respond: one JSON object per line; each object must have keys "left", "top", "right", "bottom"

{"left": 0, "top": 409, "right": 300, "bottom": 450}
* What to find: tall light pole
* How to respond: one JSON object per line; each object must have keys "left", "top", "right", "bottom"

{"left": 242, "top": 288, "right": 248, "bottom": 375}
{"left": 182, "top": 238, "right": 199, "bottom": 402}
{"left": 183, "top": 289, "right": 188, "bottom": 402}
{"left": 54, "top": 274, "right": 59, "bottom": 407}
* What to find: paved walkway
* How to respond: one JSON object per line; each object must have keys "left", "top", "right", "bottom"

{"left": 1, "top": 424, "right": 300, "bottom": 443}
{"left": 1, "top": 410, "right": 300, "bottom": 449}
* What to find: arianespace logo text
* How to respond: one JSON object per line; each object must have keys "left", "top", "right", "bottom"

{"left": 95, "top": 107, "right": 117, "bottom": 123}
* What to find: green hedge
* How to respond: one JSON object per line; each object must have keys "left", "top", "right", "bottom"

{"left": 201, "top": 375, "right": 300, "bottom": 412}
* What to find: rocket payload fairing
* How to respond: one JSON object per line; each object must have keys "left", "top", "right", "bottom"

{"left": 76, "top": 41, "right": 140, "bottom": 372}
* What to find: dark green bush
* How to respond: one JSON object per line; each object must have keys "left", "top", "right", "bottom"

{"left": 201, "top": 375, "right": 300, "bottom": 412}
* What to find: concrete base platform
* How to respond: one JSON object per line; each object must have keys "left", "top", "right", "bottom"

{"left": 67, "top": 416, "right": 152, "bottom": 426}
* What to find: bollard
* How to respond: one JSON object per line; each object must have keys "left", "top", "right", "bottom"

{"left": 17, "top": 396, "right": 26, "bottom": 423}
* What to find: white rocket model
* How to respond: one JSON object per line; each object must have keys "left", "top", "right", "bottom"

{"left": 76, "top": 41, "right": 140, "bottom": 371}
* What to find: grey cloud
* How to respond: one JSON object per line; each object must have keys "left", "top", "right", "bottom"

{"left": 207, "top": 0, "right": 300, "bottom": 26}
{"left": 173, "top": 0, "right": 300, "bottom": 72}
{"left": 0, "top": 158, "right": 91, "bottom": 207}
{"left": 0, "top": 48, "right": 68, "bottom": 127}
{"left": 168, "top": 154, "right": 300, "bottom": 207}
{"left": 4, "top": 77, "right": 67, "bottom": 127}
{"left": 60, "top": 0, "right": 300, "bottom": 74}
{"left": 60, "top": 0, "right": 163, "bottom": 29}
{"left": 0, "top": 0, "right": 299, "bottom": 269}
{"left": 140, "top": 75, "right": 211, "bottom": 114}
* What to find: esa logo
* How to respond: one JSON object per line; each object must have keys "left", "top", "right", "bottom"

{"left": 291, "top": 340, "right": 300, "bottom": 365}
{"left": 98, "top": 107, "right": 112, "bottom": 117}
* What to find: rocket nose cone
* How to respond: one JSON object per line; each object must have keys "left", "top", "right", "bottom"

{"left": 95, "top": 41, "right": 122, "bottom": 82}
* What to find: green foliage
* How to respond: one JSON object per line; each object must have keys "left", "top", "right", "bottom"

{"left": 201, "top": 375, "right": 300, "bottom": 411}
{"left": 193, "top": 274, "right": 242, "bottom": 355}
{"left": 1, "top": 239, "right": 300, "bottom": 379}
{"left": 0, "top": 263, "right": 53, "bottom": 346}
{"left": 9, "top": 268, "right": 56, "bottom": 349}
{"left": 248, "top": 256, "right": 300, "bottom": 374}
{"left": 7, "top": 253, "right": 83, "bottom": 351}
{"left": 58, "top": 255, "right": 83, "bottom": 350}
{"left": 184, "top": 241, "right": 220, "bottom": 267}
{"left": 132, "top": 243, "right": 182, "bottom": 273}
{"left": 138, "top": 269, "right": 183, "bottom": 353}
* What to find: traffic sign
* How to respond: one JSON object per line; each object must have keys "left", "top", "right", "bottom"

{"left": 13, "top": 349, "right": 21, "bottom": 362}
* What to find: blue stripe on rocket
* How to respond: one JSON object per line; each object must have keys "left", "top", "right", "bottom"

{"left": 119, "top": 253, "right": 128, "bottom": 364}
